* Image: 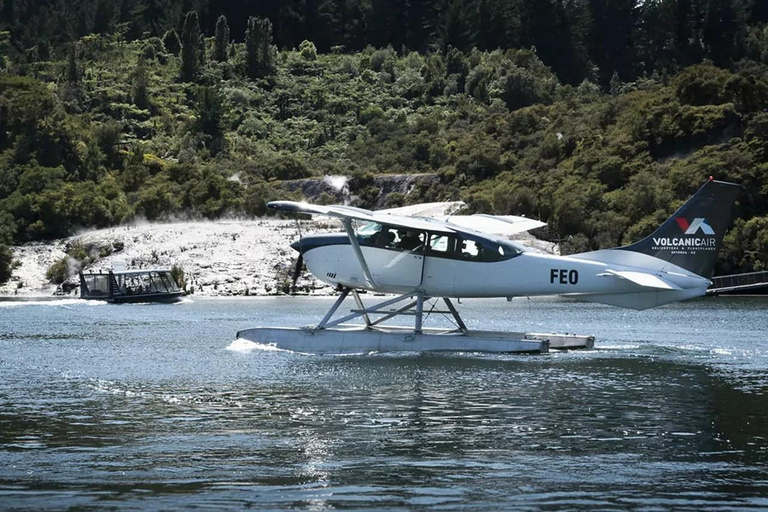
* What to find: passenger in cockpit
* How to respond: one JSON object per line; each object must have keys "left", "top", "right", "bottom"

{"left": 398, "top": 230, "right": 422, "bottom": 251}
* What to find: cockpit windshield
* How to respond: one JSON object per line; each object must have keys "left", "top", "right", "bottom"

{"left": 357, "top": 222, "right": 424, "bottom": 251}
{"left": 356, "top": 222, "right": 381, "bottom": 237}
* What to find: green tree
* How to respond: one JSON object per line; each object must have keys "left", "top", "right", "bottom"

{"left": 432, "top": 0, "right": 476, "bottom": 51}
{"left": 0, "top": 104, "right": 8, "bottom": 149}
{"left": 703, "top": 0, "right": 744, "bottom": 66}
{"left": 214, "top": 15, "right": 230, "bottom": 62}
{"left": 132, "top": 55, "right": 150, "bottom": 109}
{"left": 194, "top": 86, "right": 225, "bottom": 156}
{"left": 588, "top": 0, "right": 638, "bottom": 84}
{"left": 0, "top": 211, "right": 13, "bottom": 284}
{"left": 180, "top": 11, "right": 200, "bottom": 81}
{"left": 66, "top": 43, "right": 79, "bottom": 83}
{"left": 93, "top": 0, "right": 112, "bottom": 34}
{"left": 299, "top": 39, "right": 317, "bottom": 60}
{"left": 37, "top": 40, "right": 51, "bottom": 61}
{"left": 163, "top": 28, "right": 181, "bottom": 56}
{"left": 0, "top": 244, "right": 12, "bottom": 284}
{"left": 198, "top": 33, "right": 207, "bottom": 66}
{"left": 245, "top": 16, "right": 276, "bottom": 79}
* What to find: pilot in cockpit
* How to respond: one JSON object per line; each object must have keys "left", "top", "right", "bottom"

{"left": 377, "top": 229, "right": 396, "bottom": 248}
{"left": 397, "top": 230, "right": 422, "bottom": 251}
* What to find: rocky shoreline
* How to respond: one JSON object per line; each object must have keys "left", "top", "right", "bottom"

{"left": 0, "top": 220, "right": 332, "bottom": 298}
{"left": 1, "top": 216, "right": 557, "bottom": 298}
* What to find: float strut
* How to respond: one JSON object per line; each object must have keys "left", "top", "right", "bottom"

{"left": 414, "top": 292, "right": 424, "bottom": 334}
{"left": 443, "top": 298, "right": 468, "bottom": 333}
{"left": 351, "top": 289, "right": 372, "bottom": 327}
{"left": 317, "top": 288, "right": 350, "bottom": 329}
{"left": 321, "top": 292, "right": 416, "bottom": 329}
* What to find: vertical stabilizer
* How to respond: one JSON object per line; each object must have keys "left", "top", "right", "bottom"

{"left": 620, "top": 179, "right": 741, "bottom": 278}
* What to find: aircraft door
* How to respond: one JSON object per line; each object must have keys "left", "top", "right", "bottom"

{"left": 362, "top": 226, "right": 425, "bottom": 289}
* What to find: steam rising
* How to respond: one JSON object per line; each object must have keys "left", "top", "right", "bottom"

{"left": 323, "top": 175, "right": 354, "bottom": 205}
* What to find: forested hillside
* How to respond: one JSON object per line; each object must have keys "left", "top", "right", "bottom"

{"left": 1, "top": 0, "right": 767, "bottom": 283}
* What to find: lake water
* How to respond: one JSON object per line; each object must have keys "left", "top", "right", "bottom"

{"left": 1, "top": 295, "right": 767, "bottom": 509}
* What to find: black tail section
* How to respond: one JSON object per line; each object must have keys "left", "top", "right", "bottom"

{"left": 621, "top": 179, "right": 741, "bottom": 278}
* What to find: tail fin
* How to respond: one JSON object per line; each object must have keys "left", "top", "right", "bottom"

{"left": 621, "top": 178, "right": 741, "bottom": 278}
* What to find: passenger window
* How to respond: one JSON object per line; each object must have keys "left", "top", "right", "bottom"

{"left": 458, "top": 239, "right": 480, "bottom": 260}
{"left": 456, "top": 237, "right": 519, "bottom": 262}
{"left": 395, "top": 229, "right": 424, "bottom": 251}
{"left": 428, "top": 234, "right": 457, "bottom": 255}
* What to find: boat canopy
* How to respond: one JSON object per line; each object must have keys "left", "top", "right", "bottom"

{"left": 80, "top": 269, "right": 181, "bottom": 300}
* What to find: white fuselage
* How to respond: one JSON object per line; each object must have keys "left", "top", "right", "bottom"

{"left": 300, "top": 239, "right": 711, "bottom": 310}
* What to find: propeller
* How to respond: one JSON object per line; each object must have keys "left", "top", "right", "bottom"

{"left": 291, "top": 253, "right": 304, "bottom": 292}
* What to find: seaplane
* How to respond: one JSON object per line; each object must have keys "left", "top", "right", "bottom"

{"left": 237, "top": 178, "right": 740, "bottom": 354}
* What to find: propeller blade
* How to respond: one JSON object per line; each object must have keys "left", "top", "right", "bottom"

{"left": 291, "top": 254, "right": 304, "bottom": 287}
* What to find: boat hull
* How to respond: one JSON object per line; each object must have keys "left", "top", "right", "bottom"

{"left": 108, "top": 292, "right": 184, "bottom": 304}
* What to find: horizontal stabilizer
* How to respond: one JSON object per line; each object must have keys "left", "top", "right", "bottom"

{"left": 599, "top": 269, "right": 682, "bottom": 290}
{"left": 574, "top": 287, "right": 706, "bottom": 310}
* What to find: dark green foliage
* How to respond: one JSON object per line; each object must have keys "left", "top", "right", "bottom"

{"left": 171, "top": 264, "right": 186, "bottom": 291}
{"left": 214, "top": 15, "right": 229, "bottom": 62}
{"left": 0, "top": 244, "right": 12, "bottom": 284}
{"left": 299, "top": 40, "right": 317, "bottom": 61}
{"left": 37, "top": 40, "right": 51, "bottom": 61}
{"left": 180, "top": 11, "right": 200, "bottom": 82}
{"left": 163, "top": 29, "right": 181, "bottom": 56}
{"left": 193, "top": 86, "right": 225, "bottom": 155}
{"left": 132, "top": 56, "right": 150, "bottom": 109}
{"left": 245, "top": 16, "right": 276, "bottom": 79}
{"left": 0, "top": 210, "right": 12, "bottom": 284}
{"left": 66, "top": 43, "right": 79, "bottom": 83}
{"left": 0, "top": 1, "right": 764, "bottom": 86}
{"left": 46, "top": 256, "right": 71, "bottom": 284}
{"left": 198, "top": 34, "right": 207, "bottom": 67}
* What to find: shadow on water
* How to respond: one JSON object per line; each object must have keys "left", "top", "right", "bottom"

{"left": 0, "top": 296, "right": 767, "bottom": 508}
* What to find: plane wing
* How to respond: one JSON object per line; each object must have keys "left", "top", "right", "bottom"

{"left": 377, "top": 201, "right": 466, "bottom": 217}
{"left": 598, "top": 269, "right": 682, "bottom": 290}
{"left": 378, "top": 203, "right": 546, "bottom": 236}
{"left": 267, "top": 201, "right": 456, "bottom": 234}
{"left": 268, "top": 201, "right": 546, "bottom": 237}
{"left": 440, "top": 214, "right": 547, "bottom": 237}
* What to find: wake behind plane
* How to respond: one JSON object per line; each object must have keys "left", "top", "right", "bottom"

{"left": 237, "top": 178, "right": 741, "bottom": 354}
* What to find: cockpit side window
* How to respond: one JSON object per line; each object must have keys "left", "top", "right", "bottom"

{"left": 359, "top": 223, "right": 425, "bottom": 252}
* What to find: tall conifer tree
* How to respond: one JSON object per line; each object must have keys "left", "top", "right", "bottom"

{"left": 66, "top": 43, "right": 79, "bottom": 83}
{"left": 163, "top": 28, "right": 181, "bottom": 56}
{"left": 245, "top": 16, "right": 276, "bottom": 79}
{"left": 214, "top": 15, "right": 230, "bottom": 62}
{"left": 180, "top": 11, "right": 200, "bottom": 81}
